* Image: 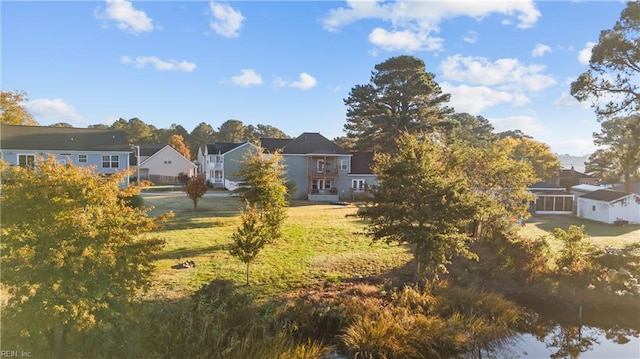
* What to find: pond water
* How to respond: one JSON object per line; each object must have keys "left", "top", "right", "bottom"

{"left": 495, "top": 326, "right": 640, "bottom": 358}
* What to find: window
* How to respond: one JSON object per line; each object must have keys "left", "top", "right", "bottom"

{"left": 18, "top": 154, "right": 35, "bottom": 168}
{"left": 317, "top": 159, "right": 325, "bottom": 173}
{"left": 312, "top": 179, "right": 331, "bottom": 190}
{"left": 163, "top": 158, "right": 172, "bottom": 164}
{"left": 102, "top": 155, "right": 119, "bottom": 168}
{"left": 352, "top": 179, "right": 365, "bottom": 192}
{"left": 340, "top": 159, "right": 348, "bottom": 170}
{"left": 592, "top": 205, "right": 596, "bottom": 211}
{"left": 78, "top": 154, "right": 87, "bottom": 163}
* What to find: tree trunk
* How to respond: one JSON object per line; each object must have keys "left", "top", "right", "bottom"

{"left": 54, "top": 323, "right": 65, "bottom": 359}
{"left": 246, "top": 262, "right": 250, "bottom": 286}
{"left": 414, "top": 259, "right": 421, "bottom": 286}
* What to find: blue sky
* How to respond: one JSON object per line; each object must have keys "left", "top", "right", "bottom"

{"left": 1, "top": 1, "right": 628, "bottom": 156}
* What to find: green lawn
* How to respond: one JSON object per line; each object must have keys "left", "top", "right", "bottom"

{"left": 142, "top": 195, "right": 640, "bottom": 301}
{"left": 142, "top": 195, "right": 413, "bottom": 300}
{"left": 519, "top": 214, "right": 640, "bottom": 250}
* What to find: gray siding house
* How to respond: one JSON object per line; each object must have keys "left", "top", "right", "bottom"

{"left": 261, "top": 132, "right": 351, "bottom": 201}
{"left": 197, "top": 142, "right": 259, "bottom": 189}
{"left": 0, "top": 124, "right": 132, "bottom": 185}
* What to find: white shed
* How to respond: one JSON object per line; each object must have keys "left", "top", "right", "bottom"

{"left": 576, "top": 189, "right": 640, "bottom": 224}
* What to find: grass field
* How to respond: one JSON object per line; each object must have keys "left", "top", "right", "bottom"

{"left": 143, "top": 194, "right": 413, "bottom": 300}
{"left": 519, "top": 213, "right": 640, "bottom": 250}
{"left": 142, "top": 194, "right": 640, "bottom": 300}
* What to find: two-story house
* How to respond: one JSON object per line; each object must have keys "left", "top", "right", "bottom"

{"left": 261, "top": 132, "right": 351, "bottom": 201}
{"left": 197, "top": 142, "right": 259, "bottom": 189}
{"left": 0, "top": 124, "right": 132, "bottom": 185}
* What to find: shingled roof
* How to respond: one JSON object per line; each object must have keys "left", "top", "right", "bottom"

{"left": 205, "top": 142, "right": 246, "bottom": 154}
{"left": 0, "top": 124, "right": 130, "bottom": 152}
{"left": 259, "top": 138, "right": 293, "bottom": 153}
{"left": 350, "top": 152, "right": 375, "bottom": 174}
{"left": 280, "top": 132, "right": 348, "bottom": 155}
{"left": 580, "top": 189, "right": 637, "bottom": 202}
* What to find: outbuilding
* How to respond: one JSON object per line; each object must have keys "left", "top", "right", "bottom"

{"left": 576, "top": 189, "right": 640, "bottom": 224}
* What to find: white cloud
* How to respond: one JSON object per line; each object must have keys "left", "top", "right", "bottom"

{"left": 368, "top": 28, "right": 443, "bottom": 52}
{"left": 578, "top": 42, "right": 596, "bottom": 65}
{"left": 439, "top": 55, "right": 556, "bottom": 92}
{"left": 230, "top": 69, "right": 263, "bottom": 87}
{"left": 209, "top": 2, "right": 245, "bottom": 38}
{"left": 274, "top": 73, "right": 318, "bottom": 90}
{"left": 462, "top": 30, "right": 478, "bottom": 44}
{"left": 26, "top": 98, "right": 84, "bottom": 123}
{"left": 98, "top": 0, "right": 154, "bottom": 34}
{"left": 290, "top": 73, "right": 318, "bottom": 90}
{"left": 553, "top": 91, "right": 591, "bottom": 109}
{"left": 321, "top": 0, "right": 540, "bottom": 51}
{"left": 120, "top": 56, "right": 196, "bottom": 72}
{"left": 547, "top": 138, "right": 596, "bottom": 157}
{"left": 489, "top": 115, "right": 549, "bottom": 136}
{"left": 441, "top": 83, "right": 529, "bottom": 114}
{"left": 532, "top": 43, "right": 551, "bottom": 57}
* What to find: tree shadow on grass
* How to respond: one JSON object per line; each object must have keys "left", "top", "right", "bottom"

{"left": 154, "top": 244, "right": 230, "bottom": 261}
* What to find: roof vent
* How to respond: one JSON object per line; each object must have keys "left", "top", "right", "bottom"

{"left": 70, "top": 137, "right": 74, "bottom": 141}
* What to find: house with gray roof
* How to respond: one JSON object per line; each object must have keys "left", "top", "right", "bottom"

{"left": 576, "top": 189, "right": 640, "bottom": 224}
{"left": 197, "top": 141, "right": 259, "bottom": 189}
{"left": 260, "top": 132, "right": 352, "bottom": 201}
{"left": 0, "top": 124, "right": 132, "bottom": 185}
{"left": 132, "top": 144, "right": 196, "bottom": 184}
{"left": 347, "top": 152, "right": 377, "bottom": 201}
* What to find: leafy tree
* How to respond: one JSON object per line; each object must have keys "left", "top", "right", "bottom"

{"left": 183, "top": 176, "right": 208, "bottom": 211}
{"left": 553, "top": 225, "right": 595, "bottom": 275}
{"left": 449, "top": 113, "right": 497, "bottom": 147}
{"left": 167, "top": 134, "right": 192, "bottom": 160}
{"left": 217, "top": 119, "right": 246, "bottom": 142}
{"left": 1, "top": 90, "right": 38, "bottom": 125}
{"left": 50, "top": 122, "right": 74, "bottom": 128}
{"left": 111, "top": 117, "right": 156, "bottom": 144}
{"left": 362, "top": 133, "right": 479, "bottom": 281}
{"left": 343, "top": 55, "right": 454, "bottom": 153}
{"left": 190, "top": 122, "right": 217, "bottom": 154}
{"left": 0, "top": 157, "right": 170, "bottom": 357}
{"left": 452, "top": 142, "right": 536, "bottom": 241}
{"left": 233, "top": 149, "right": 288, "bottom": 243}
{"left": 332, "top": 135, "right": 356, "bottom": 151}
{"left": 229, "top": 204, "right": 268, "bottom": 285}
{"left": 496, "top": 136, "right": 561, "bottom": 182}
{"left": 255, "top": 124, "right": 289, "bottom": 139}
{"left": 496, "top": 129, "right": 532, "bottom": 139}
{"left": 570, "top": 1, "right": 640, "bottom": 120}
{"left": 586, "top": 115, "right": 640, "bottom": 190}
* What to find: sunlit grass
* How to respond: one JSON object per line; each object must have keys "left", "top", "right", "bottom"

{"left": 142, "top": 195, "right": 412, "bottom": 300}
{"left": 519, "top": 214, "right": 640, "bottom": 250}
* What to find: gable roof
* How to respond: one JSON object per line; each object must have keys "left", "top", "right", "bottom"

{"left": 1, "top": 124, "right": 130, "bottom": 152}
{"left": 260, "top": 138, "right": 293, "bottom": 153}
{"left": 139, "top": 145, "right": 196, "bottom": 168}
{"left": 529, "top": 181, "right": 564, "bottom": 190}
{"left": 205, "top": 142, "right": 246, "bottom": 155}
{"left": 280, "top": 132, "right": 348, "bottom": 155}
{"left": 559, "top": 166, "right": 594, "bottom": 179}
{"left": 350, "top": 152, "right": 375, "bottom": 174}
{"left": 580, "top": 189, "right": 637, "bottom": 202}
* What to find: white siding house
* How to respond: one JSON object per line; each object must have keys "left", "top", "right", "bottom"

{"left": 577, "top": 189, "right": 640, "bottom": 224}
{"left": 134, "top": 144, "right": 196, "bottom": 184}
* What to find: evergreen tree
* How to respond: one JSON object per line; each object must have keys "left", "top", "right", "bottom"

{"left": 362, "top": 133, "right": 478, "bottom": 281}
{"left": 343, "top": 55, "right": 453, "bottom": 153}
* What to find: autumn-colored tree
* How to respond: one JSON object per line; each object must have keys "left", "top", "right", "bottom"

{"left": 0, "top": 157, "right": 170, "bottom": 357}
{"left": 1, "top": 90, "right": 38, "bottom": 125}
{"left": 229, "top": 203, "right": 268, "bottom": 285}
{"left": 168, "top": 134, "right": 192, "bottom": 160}
{"left": 497, "top": 136, "right": 561, "bottom": 182}
{"left": 183, "top": 176, "right": 208, "bottom": 210}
